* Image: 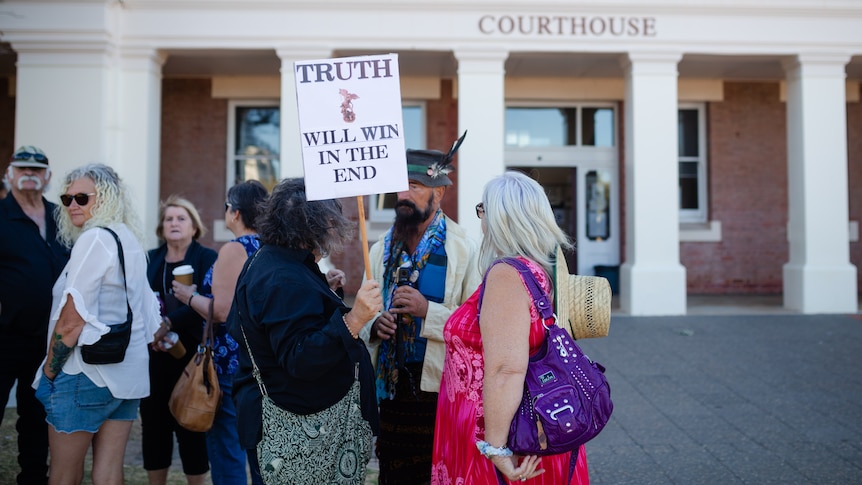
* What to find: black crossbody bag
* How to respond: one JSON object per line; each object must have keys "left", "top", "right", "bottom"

{"left": 80, "top": 227, "right": 133, "bottom": 365}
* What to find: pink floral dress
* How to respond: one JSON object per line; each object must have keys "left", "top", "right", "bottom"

{"left": 431, "top": 257, "right": 589, "bottom": 485}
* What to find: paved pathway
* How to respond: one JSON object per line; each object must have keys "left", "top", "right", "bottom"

{"left": 576, "top": 312, "right": 862, "bottom": 484}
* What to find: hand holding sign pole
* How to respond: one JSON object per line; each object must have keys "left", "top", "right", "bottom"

{"left": 294, "top": 53, "right": 407, "bottom": 279}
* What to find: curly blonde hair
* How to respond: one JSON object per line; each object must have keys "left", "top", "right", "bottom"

{"left": 55, "top": 163, "right": 144, "bottom": 248}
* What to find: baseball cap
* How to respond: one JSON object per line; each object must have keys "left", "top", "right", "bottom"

{"left": 10, "top": 145, "right": 49, "bottom": 169}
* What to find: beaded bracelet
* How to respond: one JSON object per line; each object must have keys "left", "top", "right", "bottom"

{"left": 343, "top": 314, "right": 358, "bottom": 339}
{"left": 475, "top": 440, "right": 513, "bottom": 459}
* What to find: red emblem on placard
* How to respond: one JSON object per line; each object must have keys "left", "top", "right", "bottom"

{"left": 339, "top": 89, "right": 359, "bottom": 123}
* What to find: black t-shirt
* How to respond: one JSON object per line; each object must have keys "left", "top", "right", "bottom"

{"left": 155, "top": 260, "right": 184, "bottom": 316}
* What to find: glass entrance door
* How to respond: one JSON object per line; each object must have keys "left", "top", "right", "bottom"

{"left": 505, "top": 104, "right": 619, "bottom": 278}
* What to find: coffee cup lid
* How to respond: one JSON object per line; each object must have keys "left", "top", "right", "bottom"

{"left": 172, "top": 265, "right": 194, "bottom": 275}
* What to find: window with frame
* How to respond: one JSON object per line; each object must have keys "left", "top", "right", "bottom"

{"left": 678, "top": 104, "right": 707, "bottom": 223}
{"left": 505, "top": 106, "right": 615, "bottom": 147}
{"left": 228, "top": 101, "right": 280, "bottom": 192}
{"left": 368, "top": 103, "right": 426, "bottom": 222}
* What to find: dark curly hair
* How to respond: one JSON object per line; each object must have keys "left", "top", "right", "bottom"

{"left": 256, "top": 178, "right": 355, "bottom": 256}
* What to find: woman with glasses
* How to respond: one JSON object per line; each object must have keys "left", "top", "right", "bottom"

{"left": 172, "top": 180, "right": 268, "bottom": 485}
{"left": 32, "top": 163, "right": 161, "bottom": 484}
{"left": 431, "top": 171, "right": 589, "bottom": 484}
{"left": 143, "top": 195, "right": 218, "bottom": 485}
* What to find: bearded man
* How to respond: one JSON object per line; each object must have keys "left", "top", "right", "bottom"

{"left": 0, "top": 146, "right": 70, "bottom": 485}
{"left": 362, "top": 133, "right": 481, "bottom": 485}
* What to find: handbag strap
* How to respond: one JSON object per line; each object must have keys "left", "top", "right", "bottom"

{"left": 239, "top": 321, "right": 361, "bottom": 400}
{"left": 479, "top": 257, "right": 555, "bottom": 323}
{"left": 236, "top": 248, "right": 269, "bottom": 397}
{"left": 481, "top": 257, "right": 579, "bottom": 484}
{"left": 238, "top": 324, "right": 268, "bottom": 397}
{"left": 199, "top": 297, "right": 215, "bottom": 351}
{"left": 235, "top": 248, "right": 360, "bottom": 400}
{"left": 99, "top": 226, "right": 133, "bottom": 321}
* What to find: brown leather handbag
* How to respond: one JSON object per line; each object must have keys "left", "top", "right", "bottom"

{"left": 168, "top": 298, "right": 222, "bottom": 432}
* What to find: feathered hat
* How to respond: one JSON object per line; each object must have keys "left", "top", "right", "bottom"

{"left": 405, "top": 131, "right": 467, "bottom": 187}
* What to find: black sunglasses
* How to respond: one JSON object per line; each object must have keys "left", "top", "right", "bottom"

{"left": 225, "top": 201, "right": 238, "bottom": 212}
{"left": 475, "top": 202, "right": 485, "bottom": 218}
{"left": 60, "top": 192, "right": 96, "bottom": 207}
{"left": 12, "top": 152, "right": 48, "bottom": 162}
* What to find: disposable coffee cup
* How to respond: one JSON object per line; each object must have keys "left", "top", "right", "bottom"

{"left": 172, "top": 265, "right": 194, "bottom": 286}
{"left": 164, "top": 331, "right": 186, "bottom": 359}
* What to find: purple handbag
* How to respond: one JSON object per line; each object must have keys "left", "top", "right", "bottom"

{"left": 480, "top": 258, "right": 613, "bottom": 457}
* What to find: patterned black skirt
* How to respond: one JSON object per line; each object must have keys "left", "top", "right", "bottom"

{"left": 377, "top": 362, "right": 438, "bottom": 485}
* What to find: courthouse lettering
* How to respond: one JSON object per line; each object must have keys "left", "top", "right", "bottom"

{"left": 479, "top": 15, "right": 657, "bottom": 37}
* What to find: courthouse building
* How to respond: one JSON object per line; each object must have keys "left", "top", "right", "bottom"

{"left": 1, "top": 0, "right": 859, "bottom": 315}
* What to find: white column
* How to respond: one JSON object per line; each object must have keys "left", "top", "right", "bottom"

{"left": 453, "top": 49, "right": 507, "bottom": 241}
{"left": 782, "top": 54, "right": 858, "bottom": 313}
{"left": 619, "top": 52, "right": 687, "bottom": 316}
{"left": 13, "top": 44, "right": 115, "bottom": 199}
{"left": 276, "top": 47, "right": 332, "bottom": 179}
{"left": 117, "top": 47, "right": 166, "bottom": 249}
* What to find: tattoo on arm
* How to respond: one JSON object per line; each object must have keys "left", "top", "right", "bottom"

{"left": 49, "top": 333, "right": 74, "bottom": 376}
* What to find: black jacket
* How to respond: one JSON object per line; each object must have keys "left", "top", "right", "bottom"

{"left": 147, "top": 240, "right": 217, "bottom": 348}
{"left": 228, "top": 245, "right": 379, "bottom": 449}
{"left": 0, "top": 195, "right": 70, "bottom": 340}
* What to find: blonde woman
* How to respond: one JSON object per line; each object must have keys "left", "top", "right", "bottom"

{"left": 432, "top": 171, "right": 589, "bottom": 484}
{"left": 33, "top": 163, "right": 161, "bottom": 484}
{"left": 142, "top": 195, "right": 217, "bottom": 485}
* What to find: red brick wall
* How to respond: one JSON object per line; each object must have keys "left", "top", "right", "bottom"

{"left": 681, "top": 82, "right": 789, "bottom": 293}
{"left": 426, "top": 79, "right": 461, "bottom": 223}
{"left": 0, "top": 77, "right": 16, "bottom": 175}
{"left": 154, "top": 78, "right": 862, "bottom": 298}
{"left": 159, "top": 78, "right": 227, "bottom": 252}
{"left": 848, "top": 83, "right": 862, "bottom": 294}
{"left": 3, "top": 73, "right": 855, "bottom": 298}
{"left": 158, "top": 78, "right": 462, "bottom": 297}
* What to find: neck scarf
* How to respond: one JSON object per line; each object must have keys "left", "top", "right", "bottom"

{"left": 375, "top": 209, "right": 446, "bottom": 402}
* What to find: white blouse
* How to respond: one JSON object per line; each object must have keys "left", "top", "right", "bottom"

{"left": 32, "top": 223, "right": 161, "bottom": 399}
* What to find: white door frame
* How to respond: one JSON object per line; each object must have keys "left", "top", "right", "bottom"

{"left": 503, "top": 103, "right": 620, "bottom": 276}
{"left": 506, "top": 150, "right": 620, "bottom": 276}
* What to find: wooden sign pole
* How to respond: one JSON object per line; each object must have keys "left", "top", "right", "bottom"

{"left": 357, "top": 195, "right": 372, "bottom": 280}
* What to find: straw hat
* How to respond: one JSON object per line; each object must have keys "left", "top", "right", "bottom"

{"left": 553, "top": 246, "right": 611, "bottom": 339}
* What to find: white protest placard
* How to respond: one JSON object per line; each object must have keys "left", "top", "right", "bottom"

{"left": 294, "top": 53, "right": 408, "bottom": 201}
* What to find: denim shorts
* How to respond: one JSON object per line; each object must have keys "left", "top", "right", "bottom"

{"left": 35, "top": 371, "right": 140, "bottom": 433}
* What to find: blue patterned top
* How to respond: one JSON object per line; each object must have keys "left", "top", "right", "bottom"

{"left": 200, "top": 234, "right": 261, "bottom": 375}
